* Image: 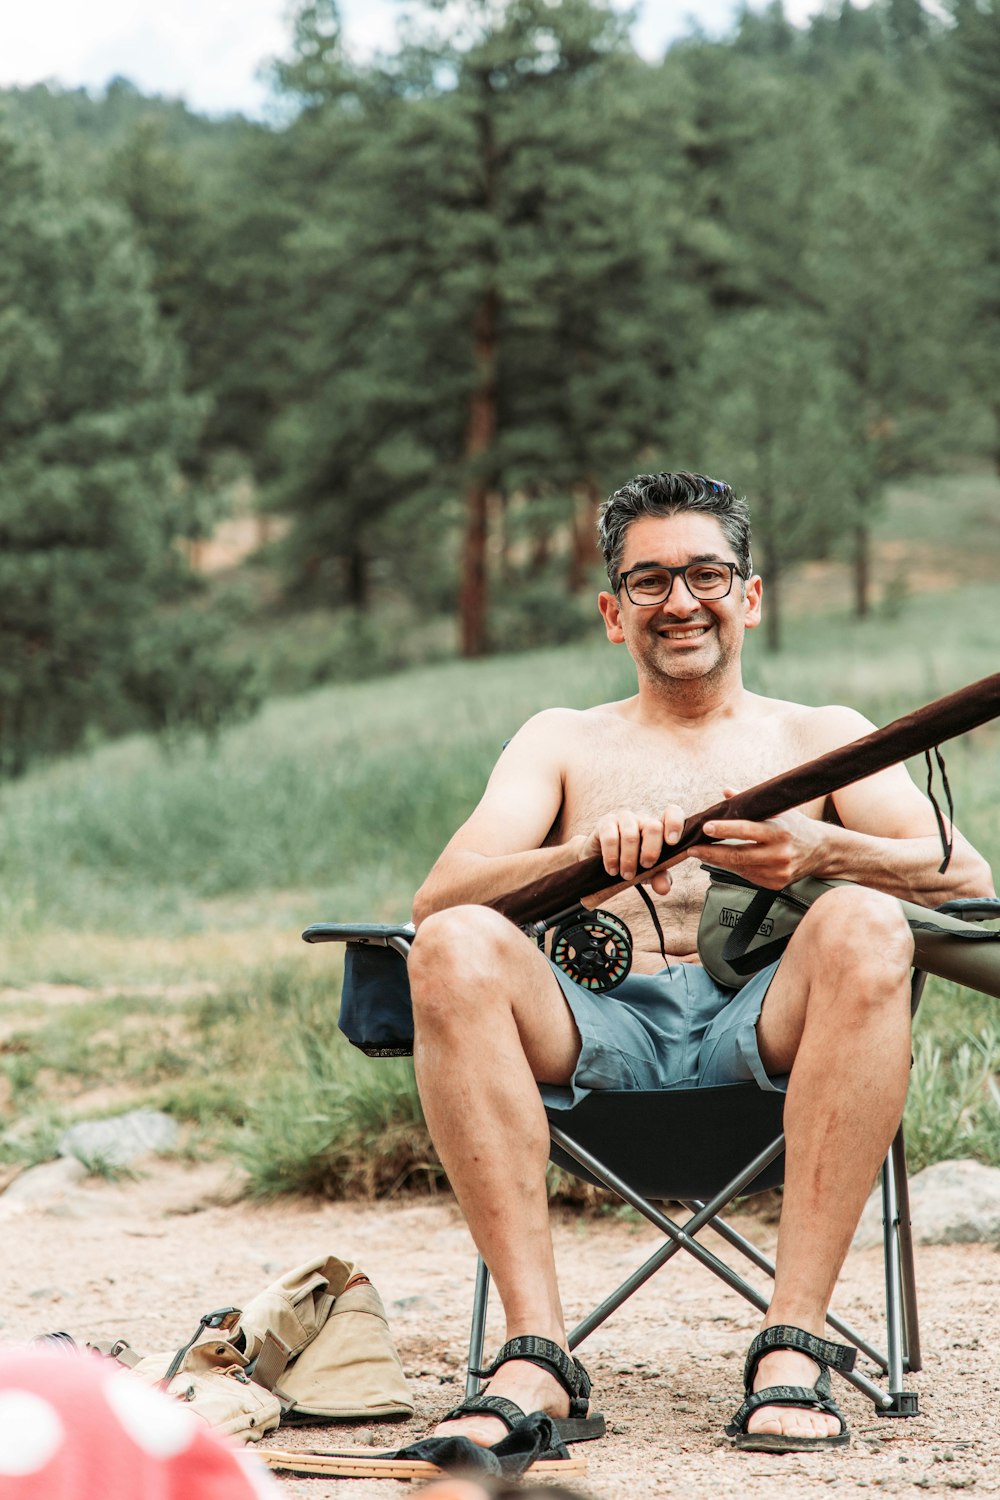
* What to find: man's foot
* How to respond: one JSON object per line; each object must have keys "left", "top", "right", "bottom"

{"left": 435, "top": 1356, "right": 573, "bottom": 1448}
{"left": 745, "top": 1348, "right": 842, "bottom": 1442}
{"left": 725, "top": 1325, "right": 853, "bottom": 1452}
{"left": 435, "top": 1336, "right": 605, "bottom": 1448}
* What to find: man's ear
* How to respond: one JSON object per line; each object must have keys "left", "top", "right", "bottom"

{"left": 598, "top": 589, "right": 625, "bottom": 644}
{"left": 743, "top": 575, "right": 763, "bottom": 630}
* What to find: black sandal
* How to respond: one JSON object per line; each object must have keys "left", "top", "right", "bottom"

{"left": 440, "top": 1335, "right": 606, "bottom": 1443}
{"left": 725, "top": 1325, "right": 855, "bottom": 1453}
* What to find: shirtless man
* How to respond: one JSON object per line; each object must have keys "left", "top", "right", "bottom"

{"left": 407, "top": 471, "right": 994, "bottom": 1453}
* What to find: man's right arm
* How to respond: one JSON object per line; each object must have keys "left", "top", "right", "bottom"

{"left": 411, "top": 711, "right": 583, "bottom": 925}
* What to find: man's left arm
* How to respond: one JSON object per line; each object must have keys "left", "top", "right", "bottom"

{"left": 688, "top": 707, "right": 996, "bottom": 906}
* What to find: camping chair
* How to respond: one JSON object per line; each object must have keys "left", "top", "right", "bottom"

{"left": 303, "top": 895, "right": 1000, "bottom": 1420}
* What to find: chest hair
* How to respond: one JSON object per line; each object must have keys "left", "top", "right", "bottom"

{"left": 548, "top": 713, "right": 818, "bottom": 962}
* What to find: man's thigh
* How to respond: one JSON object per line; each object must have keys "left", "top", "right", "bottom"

{"left": 504, "top": 926, "right": 585, "bottom": 1087}
{"left": 752, "top": 935, "right": 816, "bottom": 1078}
{"left": 412, "top": 903, "right": 582, "bottom": 1083}
{"left": 753, "top": 886, "right": 913, "bottom": 1076}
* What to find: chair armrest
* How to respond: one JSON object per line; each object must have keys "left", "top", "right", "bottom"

{"left": 934, "top": 898, "right": 1000, "bottom": 922}
{"left": 302, "top": 922, "right": 414, "bottom": 952}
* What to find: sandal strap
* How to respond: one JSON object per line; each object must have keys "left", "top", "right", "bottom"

{"left": 725, "top": 1383, "right": 848, "bottom": 1439}
{"left": 470, "top": 1335, "right": 592, "bottom": 1418}
{"left": 439, "top": 1393, "right": 525, "bottom": 1433}
{"left": 742, "top": 1324, "right": 856, "bottom": 1392}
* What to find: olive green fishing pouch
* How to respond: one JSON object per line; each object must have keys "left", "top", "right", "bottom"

{"left": 697, "top": 865, "right": 1000, "bottom": 997}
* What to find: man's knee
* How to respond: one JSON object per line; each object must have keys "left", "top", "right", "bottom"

{"left": 409, "top": 905, "right": 523, "bottom": 1024}
{"left": 798, "top": 886, "right": 914, "bottom": 991}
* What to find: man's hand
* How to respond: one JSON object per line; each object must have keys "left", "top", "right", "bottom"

{"left": 687, "top": 786, "right": 825, "bottom": 889}
{"left": 577, "top": 805, "right": 685, "bottom": 893}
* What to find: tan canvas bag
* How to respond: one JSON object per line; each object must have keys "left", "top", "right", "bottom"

{"left": 235, "top": 1253, "right": 414, "bottom": 1421}
{"left": 129, "top": 1339, "right": 282, "bottom": 1442}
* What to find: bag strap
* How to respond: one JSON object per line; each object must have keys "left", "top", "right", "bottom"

{"left": 721, "top": 886, "right": 793, "bottom": 975}
{"left": 246, "top": 1331, "right": 294, "bottom": 1394}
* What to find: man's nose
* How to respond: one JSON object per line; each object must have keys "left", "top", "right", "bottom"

{"left": 659, "top": 574, "right": 701, "bottom": 612}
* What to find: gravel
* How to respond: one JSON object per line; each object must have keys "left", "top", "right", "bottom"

{"left": 1, "top": 1161, "right": 998, "bottom": 1498}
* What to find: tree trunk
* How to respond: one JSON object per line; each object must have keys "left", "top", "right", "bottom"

{"left": 459, "top": 73, "right": 499, "bottom": 660}
{"left": 460, "top": 288, "right": 498, "bottom": 656}
{"left": 345, "top": 543, "right": 368, "bottom": 610}
{"left": 530, "top": 523, "right": 551, "bottom": 576}
{"left": 853, "top": 521, "right": 871, "bottom": 619}
{"left": 765, "top": 556, "right": 781, "bottom": 652}
{"left": 567, "top": 480, "right": 602, "bottom": 593}
{"left": 494, "top": 491, "right": 512, "bottom": 583}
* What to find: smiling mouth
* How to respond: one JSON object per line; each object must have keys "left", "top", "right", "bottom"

{"left": 658, "top": 624, "right": 712, "bottom": 641}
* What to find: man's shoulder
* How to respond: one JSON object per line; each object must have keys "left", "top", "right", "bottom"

{"left": 513, "top": 701, "right": 635, "bottom": 738}
{"left": 749, "top": 694, "right": 875, "bottom": 750}
{"left": 500, "top": 702, "right": 636, "bottom": 770}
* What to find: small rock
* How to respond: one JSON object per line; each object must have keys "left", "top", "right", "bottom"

{"left": 853, "top": 1158, "right": 1000, "bottom": 1247}
{"left": 58, "top": 1110, "right": 178, "bottom": 1168}
{"left": 1, "top": 1157, "right": 87, "bottom": 1203}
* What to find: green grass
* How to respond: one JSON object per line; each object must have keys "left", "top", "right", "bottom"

{"left": 0, "top": 469, "right": 998, "bottom": 1193}
{"left": 1, "top": 584, "right": 997, "bottom": 953}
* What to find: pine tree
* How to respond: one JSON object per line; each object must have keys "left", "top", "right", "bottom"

{"left": 675, "top": 309, "right": 856, "bottom": 651}
{"left": 273, "top": 0, "right": 666, "bottom": 655}
{"left": 0, "top": 120, "right": 252, "bottom": 773}
{"left": 944, "top": 0, "right": 1000, "bottom": 472}
{"left": 804, "top": 56, "right": 967, "bottom": 613}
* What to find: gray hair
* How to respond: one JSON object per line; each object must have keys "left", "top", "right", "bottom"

{"left": 598, "top": 472, "right": 753, "bottom": 588}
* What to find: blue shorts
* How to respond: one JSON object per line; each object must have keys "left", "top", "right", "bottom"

{"left": 539, "top": 956, "right": 786, "bottom": 1112}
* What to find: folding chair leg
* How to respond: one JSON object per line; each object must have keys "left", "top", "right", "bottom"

{"left": 465, "top": 1256, "right": 491, "bottom": 1399}
{"left": 686, "top": 1203, "right": 892, "bottom": 1374}
{"left": 877, "top": 1126, "right": 920, "bottom": 1416}
{"left": 463, "top": 1124, "right": 922, "bottom": 1416}
{"left": 553, "top": 1123, "right": 905, "bottom": 1414}
{"left": 892, "top": 1125, "right": 922, "bottom": 1374}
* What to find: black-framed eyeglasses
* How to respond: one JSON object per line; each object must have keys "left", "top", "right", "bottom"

{"left": 616, "top": 561, "right": 742, "bottom": 607}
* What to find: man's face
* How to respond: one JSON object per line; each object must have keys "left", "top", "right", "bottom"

{"left": 597, "top": 513, "right": 761, "bottom": 686}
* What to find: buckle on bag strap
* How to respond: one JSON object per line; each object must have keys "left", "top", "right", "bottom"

{"left": 161, "top": 1306, "right": 242, "bottom": 1388}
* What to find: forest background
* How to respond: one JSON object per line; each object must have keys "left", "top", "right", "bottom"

{"left": 0, "top": 0, "right": 998, "bottom": 1199}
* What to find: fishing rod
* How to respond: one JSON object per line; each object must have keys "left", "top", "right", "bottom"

{"left": 491, "top": 671, "right": 1000, "bottom": 929}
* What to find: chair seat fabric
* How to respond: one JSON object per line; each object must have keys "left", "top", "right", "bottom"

{"left": 543, "top": 1083, "right": 786, "bottom": 1200}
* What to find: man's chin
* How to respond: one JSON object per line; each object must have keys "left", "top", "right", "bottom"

{"left": 641, "top": 641, "right": 730, "bottom": 684}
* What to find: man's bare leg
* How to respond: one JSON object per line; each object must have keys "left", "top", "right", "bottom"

{"left": 743, "top": 887, "right": 915, "bottom": 1441}
{"left": 409, "top": 904, "right": 585, "bottom": 1447}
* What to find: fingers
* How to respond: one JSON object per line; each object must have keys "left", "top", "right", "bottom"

{"left": 595, "top": 811, "right": 655, "bottom": 880}
{"left": 662, "top": 802, "right": 686, "bottom": 847}
{"left": 701, "top": 817, "right": 777, "bottom": 843}
{"left": 686, "top": 841, "right": 784, "bottom": 887}
{"left": 594, "top": 807, "right": 682, "bottom": 880}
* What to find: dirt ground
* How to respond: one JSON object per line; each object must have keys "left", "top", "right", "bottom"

{"left": 1, "top": 1160, "right": 998, "bottom": 1499}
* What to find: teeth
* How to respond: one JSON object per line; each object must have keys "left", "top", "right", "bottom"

{"left": 662, "top": 626, "right": 709, "bottom": 639}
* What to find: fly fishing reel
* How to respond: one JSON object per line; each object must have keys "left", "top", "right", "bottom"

{"left": 550, "top": 908, "right": 633, "bottom": 991}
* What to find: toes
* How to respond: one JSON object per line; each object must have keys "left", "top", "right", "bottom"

{"left": 434, "top": 1417, "right": 506, "bottom": 1448}
{"left": 747, "top": 1405, "right": 839, "bottom": 1439}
